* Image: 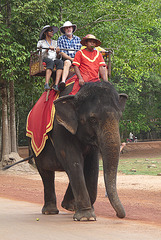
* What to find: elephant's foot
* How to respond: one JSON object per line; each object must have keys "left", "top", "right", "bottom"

{"left": 61, "top": 199, "right": 75, "bottom": 212}
{"left": 73, "top": 208, "right": 96, "bottom": 221}
{"left": 42, "top": 203, "right": 59, "bottom": 215}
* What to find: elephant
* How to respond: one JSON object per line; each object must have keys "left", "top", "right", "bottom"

{"left": 32, "top": 81, "right": 128, "bottom": 221}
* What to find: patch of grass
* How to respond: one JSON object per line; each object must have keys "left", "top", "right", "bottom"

{"left": 99, "top": 157, "right": 161, "bottom": 176}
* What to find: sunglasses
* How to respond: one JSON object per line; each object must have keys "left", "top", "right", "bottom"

{"left": 47, "top": 29, "right": 54, "bottom": 32}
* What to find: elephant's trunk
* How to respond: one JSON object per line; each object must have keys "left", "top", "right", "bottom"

{"left": 99, "top": 118, "right": 125, "bottom": 218}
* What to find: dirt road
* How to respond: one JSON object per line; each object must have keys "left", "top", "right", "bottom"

{"left": 1, "top": 198, "right": 161, "bottom": 240}
{"left": 0, "top": 141, "right": 161, "bottom": 239}
{"left": 0, "top": 169, "right": 161, "bottom": 239}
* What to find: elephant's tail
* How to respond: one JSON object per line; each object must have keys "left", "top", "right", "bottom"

{"left": 2, "top": 155, "right": 34, "bottom": 171}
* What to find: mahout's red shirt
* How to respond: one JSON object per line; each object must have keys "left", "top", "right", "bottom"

{"left": 73, "top": 49, "right": 106, "bottom": 82}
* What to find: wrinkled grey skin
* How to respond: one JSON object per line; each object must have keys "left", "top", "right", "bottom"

{"left": 33, "top": 81, "right": 128, "bottom": 221}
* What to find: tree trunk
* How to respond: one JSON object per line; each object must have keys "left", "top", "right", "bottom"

{"left": 16, "top": 111, "right": 19, "bottom": 147}
{"left": 1, "top": 81, "right": 10, "bottom": 165}
{"left": 8, "top": 87, "right": 11, "bottom": 153}
{"left": 59, "top": 6, "right": 62, "bottom": 21}
{"left": 9, "top": 80, "right": 17, "bottom": 152}
{"left": 6, "top": 0, "right": 11, "bottom": 26}
{"left": 0, "top": 118, "right": 2, "bottom": 159}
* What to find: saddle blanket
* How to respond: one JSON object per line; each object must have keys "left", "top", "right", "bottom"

{"left": 26, "top": 75, "right": 100, "bottom": 157}
{"left": 26, "top": 76, "right": 81, "bottom": 157}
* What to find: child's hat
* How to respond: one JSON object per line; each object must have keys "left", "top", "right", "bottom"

{"left": 80, "top": 34, "right": 101, "bottom": 47}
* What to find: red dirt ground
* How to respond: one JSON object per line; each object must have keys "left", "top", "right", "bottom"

{"left": 0, "top": 141, "right": 161, "bottom": 227}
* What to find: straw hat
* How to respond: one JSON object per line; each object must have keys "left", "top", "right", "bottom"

{"left": 39, "top": 25, "right": 59, "bottom": 40}
{"left": 60, "top": 21, "right": 77, "bottom": 34}
{"left": 80, "top": 34, "right": 101, "bottom": 47}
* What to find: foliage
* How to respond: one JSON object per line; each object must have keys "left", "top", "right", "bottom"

{"left": 0, "top": 28, "right": 28, "bottom": 81}
{"left": 0, "top": 0, "right": 161, "bottom": 146}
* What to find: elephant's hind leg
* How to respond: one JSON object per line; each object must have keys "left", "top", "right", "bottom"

{"left": 42, "top": 203, "right": 59, "bottom": 215}
{"left": 61, "top": 183, "right": 76, "bottom": 211}
{"left": 37, "top": 167, "right": 59, "bottom": 215}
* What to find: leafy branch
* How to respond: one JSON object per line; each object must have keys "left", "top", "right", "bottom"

{"left": 78, "top": 15, "right": 131, "bottom": 30}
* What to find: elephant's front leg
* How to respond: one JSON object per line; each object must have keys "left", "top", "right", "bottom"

{"left": 84, "top": 148, "right": 99, "bottom": 207}
{"left": 53, "top": 128, "right": 96, "bottom": 220}
{"left": 68, "top": 166, "right": 96, "bottom": 221}
{"left": 36, "top": 166, "right": 59, "bottom": 215}
{"left": 62, "top": 153, "right": 96, "bottom": 220}
{"left": 61, "top": 148, "right": 99, "bottom": 212}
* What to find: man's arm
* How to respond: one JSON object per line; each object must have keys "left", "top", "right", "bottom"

{"left": 60, "top": 52, "right": 74, "bottom": 62}
{"left": 99, "top": 66, "right": 108, "bottom": 82}
{"left": 57, "top": 36, "right": 74, "bottom": 61}
{"left": 74, "top": 65, "right": 84, "bottom": 86}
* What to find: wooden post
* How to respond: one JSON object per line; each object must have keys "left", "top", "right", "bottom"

{"left": 108, "top": 51, "right": 111, "bottom": 77}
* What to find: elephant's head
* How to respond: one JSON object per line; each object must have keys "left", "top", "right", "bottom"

{"left": 54, "top": 81, "right": 128, "bottom": 218}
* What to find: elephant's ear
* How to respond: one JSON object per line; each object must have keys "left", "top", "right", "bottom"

{"left": 54, "top": 95, "right": 78, "bottom": 134}
{"left": 119, "top": 93, "right": 128, "bottom": 112}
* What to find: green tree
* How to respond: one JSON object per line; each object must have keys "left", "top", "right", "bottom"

{"left": 0, "top": 0, "right": 161, "bottom": 165}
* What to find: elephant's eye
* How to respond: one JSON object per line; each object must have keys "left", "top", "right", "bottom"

{"left": 79, "top": 116, "right": 85, "bottom": 124}
{"left": 89, "top": 117, "right": 97, "bottom": 124}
